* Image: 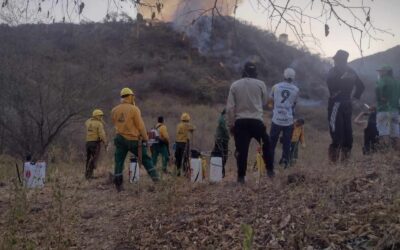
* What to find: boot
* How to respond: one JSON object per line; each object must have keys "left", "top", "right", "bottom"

{"left": 114, "top": 175, "right": 124, "bottom": 192}
{"left": 237, "top": 176, "right": 245, "bottom": 184}
{"left": 85, "top": 165, "right": 94, "bottom": 180}
{"left": 328, "top": 145, "right": 340, "bottom": 163}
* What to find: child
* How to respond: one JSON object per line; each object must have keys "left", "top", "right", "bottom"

{"left": 253, "top": 147, "right": 266, "bottom": 177}
{"left": 289, "top": 119, "right": 305, "bottom": 165}
{"left": 354, "top": 105, "right": 378, "bottom": 154}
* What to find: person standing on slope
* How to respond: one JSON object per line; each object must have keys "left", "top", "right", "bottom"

{"left": 269, "top": 68, "right": 299, "bottom": 168}
{"left": 111, "top": 87, "right": 159, "bottom": 191}
{"left": 327, "top": 50, "right": 365, "bottom": 162}
{"left": 375, "top": 65, "right": 400, "bottom": 149}
{"left": 152, "top": 116, "right": 170, "bottom": 174}
{"left": 226, "top": 62, "right": 274, "bottom": 183}
{"left": 211, "top": 108, "right": 230, "bottom": 178}
{"left": 175, "top": 113, "right": 195, "bottom": 176}
{"left": 85, "top": 109, "right": 108, "bottom": 179}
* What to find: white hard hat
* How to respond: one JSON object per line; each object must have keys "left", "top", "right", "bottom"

{"left": 284, "top": 68, "right": 296, "bottom": 80}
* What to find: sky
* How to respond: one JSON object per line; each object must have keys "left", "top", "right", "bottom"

{"left": 235, "top": 0, "right": 400, "bottom": 60}
{"left": 3, "top": 0, "right": 399, "bottom": 60}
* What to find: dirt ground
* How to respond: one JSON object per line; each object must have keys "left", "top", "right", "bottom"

{"left": 1, "top": 131, "right": 400, "bottom": 249}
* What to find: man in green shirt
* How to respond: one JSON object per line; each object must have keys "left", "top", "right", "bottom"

{"left": 212, "top": 109, "right": 230, "bottom": 177}
{"left": 375, "top": 65, "right": 400, "bottom": 148}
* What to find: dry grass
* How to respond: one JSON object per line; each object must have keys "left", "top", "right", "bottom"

{"left": 0, "top": 107, "right": 400, "bottom": 250}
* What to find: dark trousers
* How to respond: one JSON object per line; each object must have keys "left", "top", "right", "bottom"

{"left": 328, "top": 101, "right": 353, "bottom": 161}
{"left": 85, "top": 141, "right": 101, "bottom": 179}
{"left": 233, "top": 119, "right": 273, "bottom": 178}
{"left": 212, "top": 141, "right": 228, "bottom": 177}
{"left": 270, "top": 123, "right": 294, "bottom": 166}
{"left": 175, "top": 142, "right": 189, "bottom": 175}
{"left": 289, "top": 141, "right": 299, "bottom": 162}
{"left": 363, "top": 127, "right": 378, "bottom": 154}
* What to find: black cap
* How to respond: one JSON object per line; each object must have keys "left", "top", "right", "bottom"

{"left": 242, "top": 62, "right": 257, "bottom": 78}
{"left": 158, "top": 116, "right": 164, "bottom": 123}
{"left": 333, "top": 50, "right": 349, "bottom": 61}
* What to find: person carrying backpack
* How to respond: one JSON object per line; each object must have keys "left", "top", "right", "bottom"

{"left": 269, "top": 68, "right": 299, "bottom": 169}
{"left": 175, "top": 113, "right": 195, "bottom": 176}
{"left": 152, "top": 116, "right": 170, "bottom": 174}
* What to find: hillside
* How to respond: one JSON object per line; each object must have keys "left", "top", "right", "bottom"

{"left": 350, "top": 45, "right": 400, "bottom": 79}
{"left": 350, "top": 46, "right": 400, "bottom": 101}
{"left": 0, "top": 19, "right": 330, "bottom": 158}
{"left": 0, "top": 19, "right": 400, "bottom": 250}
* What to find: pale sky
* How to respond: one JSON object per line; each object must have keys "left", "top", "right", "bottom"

{"left": 235, "top": 0, "right": 400, "bottom": 60}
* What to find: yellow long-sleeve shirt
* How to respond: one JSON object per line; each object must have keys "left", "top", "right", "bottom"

{"left": 176, "top": 122, "right": 195, "bottom": 143}
{"left": 156, "top": 123, "right": 169, "bottom": 143}
{"left": 111, "top": 100, "right": 148, "bottom": 141}
{"left": 291, "top": 125, "right": 305, "bottom": 144}
{"left": 85, "top": 118, "right": 107, "bottom": 143}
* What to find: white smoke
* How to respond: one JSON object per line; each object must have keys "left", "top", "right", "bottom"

{"left": 139, "top": 0, "right": 241, "bottom": 26}
{"left": 139, "top": 0, "right": 242, "bottom": 54}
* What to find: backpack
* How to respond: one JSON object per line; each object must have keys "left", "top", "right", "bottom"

{"left": 148, "top": 125, "right": 161, "bottom": 144}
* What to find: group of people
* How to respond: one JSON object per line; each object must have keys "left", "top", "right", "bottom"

{"left": 84, "top": 49, "right": 399, "bottom": 190}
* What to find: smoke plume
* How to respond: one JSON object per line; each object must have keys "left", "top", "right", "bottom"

{"left": 139, "top": 0, "right": 242, "bottom": 26}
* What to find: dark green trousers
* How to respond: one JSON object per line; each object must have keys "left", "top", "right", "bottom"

{"left": 152, "top": 143, "right": 169, "bottom": 171}
{"left": 114, "top": 134, "right": 159, "bottom": 181}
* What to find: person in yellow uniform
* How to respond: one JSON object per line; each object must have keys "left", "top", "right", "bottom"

{"left": 111, "top": 87, "right": 159, "bottom": 191}
{"left": 175, "top": 112, "right": 195, "bottom": 176}
{"left": 152, "top": 116, "right": 170, "bottom": 174}
{"left": 85, "top": 109, "right": 108, "bottom": 179}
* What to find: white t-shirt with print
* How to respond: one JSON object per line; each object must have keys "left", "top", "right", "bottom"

{"left": 270, "top": 81, "right": 299, "bottom": 126}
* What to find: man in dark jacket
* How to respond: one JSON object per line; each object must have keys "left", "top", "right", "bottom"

{"left": 327, "top": 50, "right": 365, "bottom": 162}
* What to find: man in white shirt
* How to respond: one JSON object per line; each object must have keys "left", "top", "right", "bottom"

{"left": 269, "top": 68, "right": 299, "bottom": 168}
{"left": 226, "top": 62, "right": 275, "bottom": 183}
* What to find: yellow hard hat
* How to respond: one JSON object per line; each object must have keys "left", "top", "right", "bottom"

{"left": 181, "top": 112, "right": 190, "bottom": 121}
{"left": 120, "top": 87, "right": 134, "bottom": 97}
{"left": 92, "top": 109, "right": 104, "bottom": 117}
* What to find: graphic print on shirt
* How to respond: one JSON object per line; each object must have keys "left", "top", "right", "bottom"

{"left": 271, "top": 82, "right": 299, "bottom": 126}
{"left": 117, "top": 113, "right": 125, "bottom": 123}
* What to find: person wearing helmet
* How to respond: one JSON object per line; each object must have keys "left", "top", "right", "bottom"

{"left": 111, "top": 87, "right": 159, "bottom": 191}
{"left": 152, "top": 116, "right": 170, "bottom": 174}
{"left": 226, "top": 62, "right": 274, "bottom": 183}
{"left": 375, "top": 65, "right": 400, "bottom": 149}
{"left": 175, "top": 112, "right": 195, "bottom": 176}
{"left": 327, "top": 50, "right": 365, "bottom": 162}
{"left": 85, "top": 109, "right": 108, "bottom": 179}
{"left": 269, "top": 68, "right": 300, "bottom": 169}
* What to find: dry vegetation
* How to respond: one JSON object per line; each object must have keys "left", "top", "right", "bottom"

{"left": 0, "top": 18, "right": 398, "bottom": 250}
{"left": 0, "top": 106, "right": 399, "bottom": 250}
